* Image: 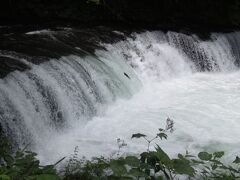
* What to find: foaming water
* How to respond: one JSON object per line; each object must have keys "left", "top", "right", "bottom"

{"left": 37, "top": 71, "right": 240, "bottom": 164}
{"left": 0, "top": 53, "right": 141, "bottom": 149}
{"left": 1, "top": 30, "right": 240, "bottom": 164}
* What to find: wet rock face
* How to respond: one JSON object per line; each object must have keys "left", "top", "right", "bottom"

{"left": 0, "top": 26, "right": 126, "bottom": 78}
{"left": 0, "top": 0, "right": 239, "bottom": 78}
{"left": 0, "top": 56, "right": 30, "bottom": 78}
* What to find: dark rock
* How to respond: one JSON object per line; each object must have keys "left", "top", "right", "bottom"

{"left": 0, "top": 26, "right": 126, "bottom": 78}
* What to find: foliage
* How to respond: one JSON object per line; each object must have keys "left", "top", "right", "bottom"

{"left": 87, "top": 0, "right": 101, "bottom": 5}
{"left": 0, "top": 138, "right": 62, "bottom": 180}
{"left": 1, "top": 118, "right": 240, "bottom": 179}
{"left": 63, "top": 118, "right": 240, "bottom": 180}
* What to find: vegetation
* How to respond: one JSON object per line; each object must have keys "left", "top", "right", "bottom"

{"left": 1, "top": 0, "right": 240, "bottom": 31}
{"left": 0, "top": 137, "right": 63, "bottom": 180}
{"left": 1, "top": 119, "right": 240, "bottom": 180}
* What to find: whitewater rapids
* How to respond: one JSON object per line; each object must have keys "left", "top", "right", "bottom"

{"left": 1, "top": 30, "right": 240, "bottom": 164}
{"left": 37, "top": 71, "right": 240, "bottom": 164}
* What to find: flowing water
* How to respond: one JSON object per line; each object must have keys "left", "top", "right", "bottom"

{"left": 1, "top": 29, "right": 240, "bottom": 164}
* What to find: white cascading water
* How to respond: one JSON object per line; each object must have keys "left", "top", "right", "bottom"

{"left": 1, "top": 30, "right": 240, "bottom": 164}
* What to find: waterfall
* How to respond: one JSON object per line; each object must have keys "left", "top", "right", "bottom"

{"left": 105, "top": 31, "right": 238, "bottom": 81}
{"left": 0, "top": 29, "right": 240, "bottom": 163}
{"left": 0, "top": 51, "right": 141, "bottom": 148}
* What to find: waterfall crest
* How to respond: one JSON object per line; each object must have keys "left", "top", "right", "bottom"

{"left": 0, "top": 30, "right": 240, "bottom": 162}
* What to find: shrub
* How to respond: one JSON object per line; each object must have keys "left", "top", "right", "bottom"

{"left": 1, "top": 118, "right": 240, "bottom": 180}
{"left": 0, "top": 138, "right": 63, "bottom": 180}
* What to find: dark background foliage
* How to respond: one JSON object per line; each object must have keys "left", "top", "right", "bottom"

{"left": 0, "top": 0, "right": 240, "bottom": 31}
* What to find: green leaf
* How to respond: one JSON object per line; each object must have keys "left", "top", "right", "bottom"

{"left": 25, "top": 151, "right": 37, "bottom": 156}
{"left": 178, "top": 153, "right": 184, "bottom": 159}
{"left": 213, "top": 151, "right": 224, "bottom": 159}
{"left": 27, "top": 174, "right": 60, "bottom": 180}
{"left": 42, "top": 165, "right": 57, "bottom": 174}
{"left": 233, "top": 156, "right": 240, "bottom": 164}
{"left": 3, "top": 155, "right": 14, "bottom": 165}
{"left": 176, "top": 154, "right": 190, "bottom": 164}
{"left": 110, "top": 159, "right": 127, "bottom": 176}
{"left": 131, "top": 133, "right": 146, "bottom": 139}
{"left": 139, "top": 162, "right": 149, "bottom": 170}
{"left": 157, "top": 133, "right": 167, "bottom": 140}
{"left": 198, "top": 152, "right": 212, "bottom": 161}
{"left": 212, "top": 164, "right": 218, "bottom": 170}
{"left": 108, "top": 176, "right": 132, "bottom": 180}
{"left": 15, "top": 151, "right": 24, "bottom": 158}
{"left": 185, "top": 154, "right": 195, "bottom": 158}
{"left": 128, "top": 168, "right": 147, "bottom": 178}
{"left": 210, "top": 159, "right": 222, "bottom": 165}
{"left": 159, "top": 128, "right": 165, "bottom": 132}
{"left": 191, "top": 159, "right": 204, "bottom": 164}
{"left": 228, "top": 165, "right": 239, "bottom": 173}
{"left": 140, "top": 152, "right": 148, "bottom": 162}
{"left": 172, "top": 159, "right": 195, "bottom": 176}
{"left": 144, "top": 168, "right": 151, "bottom": 176}
{"left": 155, "top": 177, "right": 163, "bottom": 180}
{"left": 154, "top": 145, "right": 171, "bottom": 165}
{"left": 87, "top": 0, "right": 100, "bottom": 5}
{"left": 146, "top": 152, "right": 159, "bottom": 167}
{"left": 0, "top": 175, "right": 10, "bottom": 180}
{"left": 124, "top": 156, "right": 139, "bottom": 167}
{"left": 119, "top": 177, "right": 132, "bottom": 180}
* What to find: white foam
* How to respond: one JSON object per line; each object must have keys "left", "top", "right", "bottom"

{"left": 35, "top": 31, "right": 240, "bottom": 164}
{"left": 25, "top": 29, "right": 52, "bottom": 35}
{"left": 37, "top": 71, "right": 240, "bottom": 164}
{"left": 1, "top": 30, "right": 240, "bottom": 165}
